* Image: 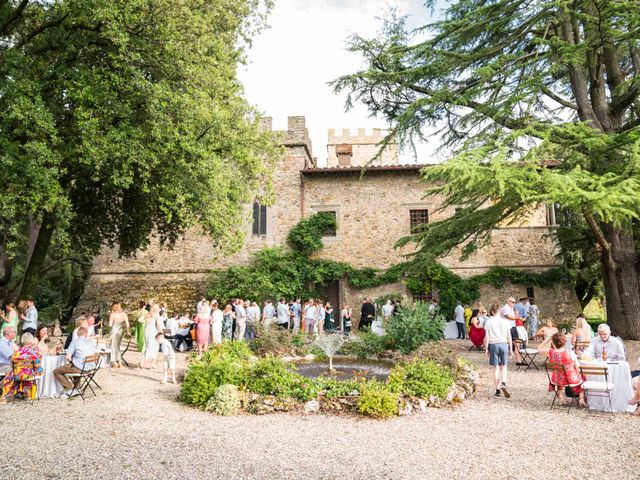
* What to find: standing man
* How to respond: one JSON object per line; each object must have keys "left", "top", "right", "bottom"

{"left": 262, "top": 300, "right": 275, "bottom": 329}
{"left": 20, "top": 298, "right": 38, "bottom": 337}
{"left": 246, "top": 301, "right": 260, "bottom": 340}
{"left": 483, "top": 303, "right": 512, "bottom": 398}
{"left": 501, "top": 296, "right": 524, "bottom": 365}
{"left": 276, "top": 298, "right": 290, "bottom": 330}
{"left": 454, "top": 301, "right": 466, "bottom": 339}
{"left": 304, "top": 299, "right": 317, "bottom": 337}
{"left": 359, "top": 299, "right": 375, "bottom": 331}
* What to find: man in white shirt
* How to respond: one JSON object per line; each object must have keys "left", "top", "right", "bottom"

{"left": 500, "top": 297, "right": 518, "bottom": 327}
{"left": 54, "top": 327, "right": 97, "bottom": 398}
{"left": 483, "top": 303, "right": 513, "bottom": 398}
{"left": 454, "top": 301, "right": 466, "bottom": 339}
{"left": 588, "top": 324, "right": 626, "bottom": 361}
{"left": 20, "top": 299, "right": 38, "bottom": 336}
{"left": 304, "top": 300, "right": 317, "bottom": 336}
{"left": 234, "top": 299, "right": 247, "bottom": 341}
{"left": 262, "top": 300, "right": 275, "bottom": 328}
{"left": 276, "top": 298, "right": 290, "bottom": 329}
{"left": 382, "top": 300, "right": 394, "bottom": 321}
{"left": 246, "top": 302, "right": 260, "bottom": 340}
{"left": 428, "top": 298, "right": 439, "bottom": 319}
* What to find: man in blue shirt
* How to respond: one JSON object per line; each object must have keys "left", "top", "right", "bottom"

{"left": 20, "top": 299, "right": 38, "bottom": 336}
{"left": 514, "top": 297, "right": 529, "bottom": 320}
{"left": 0, "top": 326, "right": 18, "bottom": 403}
{"left": 53, "top": 327, "right": 97, "bottom": 398}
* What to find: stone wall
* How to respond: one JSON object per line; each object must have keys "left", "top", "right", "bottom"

{"left": 327, "top": 128, "right": 398, "bottom": 167}
{"left": 75, "top": 116, "right": 578, "bottom": 321}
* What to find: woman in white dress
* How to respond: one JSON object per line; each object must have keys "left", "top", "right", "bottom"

{"left": 210, "top": 300, "right": 223, "bottom": 345}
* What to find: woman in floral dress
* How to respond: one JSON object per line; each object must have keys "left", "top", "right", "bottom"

{"left": 221, "top": 304, "right": 234, "bottom": 341}
{"left": 2, "top": 333, "right": 43, "bottom": 400}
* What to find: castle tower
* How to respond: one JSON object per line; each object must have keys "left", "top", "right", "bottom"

{"left": 326, "top": 128, "right": 398, "bottom": 168}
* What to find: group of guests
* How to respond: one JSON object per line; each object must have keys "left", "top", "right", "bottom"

{"left": 0, "top": 299, "right": 40, "bottom": 337}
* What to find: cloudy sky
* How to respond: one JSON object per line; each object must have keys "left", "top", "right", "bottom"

{"left": 238, "top": 0, "right": 446, "bottom": 166}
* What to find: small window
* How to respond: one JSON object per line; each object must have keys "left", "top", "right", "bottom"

{"left": 320, "top": 211, "right": 337, "bottom": 237}
{"left": 252, "top": 202, "right": 267, "bottom": 236}
{"left": 409, "top": 209, "right": 429, "bottom": 233}
{"left": 412, "top": 292, "right": 430, "bottom": 303}
{"left": 526, "top": 287, "right": 535, "bottom": 300}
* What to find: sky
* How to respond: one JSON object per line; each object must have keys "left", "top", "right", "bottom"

{"left": 238, "top": 0, "right": 446, "bottom": 166}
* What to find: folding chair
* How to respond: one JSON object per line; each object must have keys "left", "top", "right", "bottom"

{"left": 544, "top": 362, "right": 579, "bottom": 412}
{"left": 574, "top": 341, "right": 590, "bottom": 357}
{"left": 65, "top": 353, "right": 102, "bottom": 400}
{"left": 514, "top": 339, "right": 539, "bottom": 370}
{"left": 580, "top": 365, "right": 614, "bottom": 414}
{"left": 10, "top": 358, "right": 39, "bottom": 404}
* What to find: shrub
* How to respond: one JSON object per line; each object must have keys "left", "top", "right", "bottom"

{"left": 338, "top": 332, "right": 388, "bottom": 359}
{"left": 205, "top": 384, "right": 242, "bottom": 416}
{"left": 356, "top": 383, "right": 398, "bottom": 418}
{"left": 203, "top": 341, "right": 253, "bottom": 362}
{"left": 245, "top": 356, "right": 306, "bottom": 399}
{"left": 180, "top": 355, "right": 248, "bottom": 408}
{"left": 314, "top": 377, "right": 362, "bottom": 399}
{"left": 407, "top": 341, "right": 467, "bottom": 373}
{"left": 388, "top": 359, "right": 454, "bottom": 400}
{"left": 249, "top": 326, "right": 312, "bottom": 357}
{"left": 385, "top": 302, "right": 444, "bottom": 354}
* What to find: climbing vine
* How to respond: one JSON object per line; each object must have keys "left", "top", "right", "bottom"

{"left": 208, "top": 213, "right": 570, "bottom": 314}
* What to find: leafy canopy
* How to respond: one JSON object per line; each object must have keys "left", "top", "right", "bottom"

{"left": 0, "top": 0, "right": 280, "bottom": 299}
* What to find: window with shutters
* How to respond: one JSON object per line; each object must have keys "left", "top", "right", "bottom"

{"left": 252, "top": 203, "right": 267, "bottom": 236}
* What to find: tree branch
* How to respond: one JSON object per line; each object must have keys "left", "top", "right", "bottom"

{"left": 0, "top": 0, "right": 29, "bottom": 36}
{"left": 583, "top": 211, "right": 615, "bottom": 271}
{"left": 540, "top": 86, "right": 578, "bottom": 110}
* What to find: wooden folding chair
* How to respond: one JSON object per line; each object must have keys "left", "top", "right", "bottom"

{"left": 574, "top": 341, "right": 590, "bottom": 357}
{"left": 514, "top": 339, "right": 539, "bottom": 371}
{"left": 544, "top": 362, "right": 579, "bottom": 412}
{"left": 10, "top": 358, "right": 39, "bottom": 404}
{"left": 65, "top": 353, "right": 102, "bottom": 400}
{"left": 580, "top": 365, "right": 614, "bottom": 414}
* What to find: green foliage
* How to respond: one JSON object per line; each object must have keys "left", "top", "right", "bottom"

{"left": 244, "top": 356, "right": 302, "bottom": 398}
{"left": 248, "top": 325, "right": 311, "bottom": 357}
{"left": 356, "top": 382, "right": 398, "bottom": 419}
{"left": 374, "top": 293, "right": 404, "bottom": 309}
{"left": 407, "top": 341, "right": 468, "bottom": 376}
{"left": 314, "top": 377, "right": 362, "bottom": 399}
{"left": 287, "top": 212, "right": 337, "bottom": 255}
{"left": 385, "top": 302, "right": 445, "bottom": 354}
{"left": 0, "top": 0, "right": 280, "bottom": 302}
{"left": 388, "top": 359, "right": 454, "bottom": 400}
{"left": 332, "top": 0, "right": 640, "bottom": 337}
{"left": 338, "top": 332, "right": 389, "bottom": 360}
{"left": 205, "top": 384, "right": 242, "bottom": 416}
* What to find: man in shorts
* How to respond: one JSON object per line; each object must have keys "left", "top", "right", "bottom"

{"left": 484, "top": 303, "right": 513, "bottom": 398}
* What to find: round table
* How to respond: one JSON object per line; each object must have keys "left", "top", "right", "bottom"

{"left": 35, "top": 355, "right": 66, "bottom": 399}
{"left": 582, "top": 360, "right": 635, "bottom": 413}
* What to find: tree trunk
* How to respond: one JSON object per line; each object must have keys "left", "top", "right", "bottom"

{"left": 18, "top": 213, "right": 56, "bottom": 300}
{"left": 601, "top": 225, "right": 640, "bottom": 339}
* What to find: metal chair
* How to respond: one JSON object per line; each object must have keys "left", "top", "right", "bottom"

{"left": 514, "top": 339, "right": 539, "bottom": 370}
{"left": 580, "top": 365, "right": 614, "bottom": 414}
{"left": 64, "top": 353, "right": 102, "bottom": 400}
{"left": 544, "top": 361, "right": 579, "bottom": 412}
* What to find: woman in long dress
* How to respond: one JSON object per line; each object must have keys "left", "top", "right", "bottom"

{"left": 141, "top": 309, "right": 161, "bottom": 368}
{"left": 2, "top": 333, "right": 43, "bottom": 400}
{"left": 0, "top": 304, "right": 18, "bottom": 338}
{"left": 221, "top": 304, "right": 234, "bottom": 341}
{"left": 323, "top": 302, "right": 335, "bottom": 333}
{"left": 210, "top": 300, "right": 223, "bottom": 345}
{"left": 134, "top": 306, "right": 146, "bottom": 354}
{"left": 195, "top": 301, "right": 212, "bottom": 355}
{"left": 109, "top": 302, "right": 129, "bottom": 368}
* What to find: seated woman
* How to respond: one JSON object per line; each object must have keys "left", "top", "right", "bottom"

{"left": 571, "top": 315, "right": 593, "bottom": 354}
{"left": 538, "top": 332, "right": 587, "bottom": 408}
{"left": 2, "top": 333, "right": 43, "bottom": 400}
{"left": 468, "top": 308, "right": 485, "bottom": 349}
{"left": 535, "top": 318, "right": 559, "bottom": 341}
{"left": 36, "top": 325, "right": 55, "bottom": 355}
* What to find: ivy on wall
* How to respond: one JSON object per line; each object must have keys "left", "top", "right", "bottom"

{"left": 207, "top": 213, "right": 570, "bottom": 314}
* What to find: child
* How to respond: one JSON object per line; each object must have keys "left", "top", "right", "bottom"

{"left": 155, "top": 332, "right": 177, "bottom": 384}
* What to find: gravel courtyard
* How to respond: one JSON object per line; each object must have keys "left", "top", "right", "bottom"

{"left": 1, "top": 340, "right": 638, "bottom": 480}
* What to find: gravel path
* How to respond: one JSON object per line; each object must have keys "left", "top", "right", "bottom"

{"left": 1, "top": 340, "right": 638, "bottom": 480}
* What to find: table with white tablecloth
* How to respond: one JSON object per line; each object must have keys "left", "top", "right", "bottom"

{"left": 444, "top": 321, "right": 459, "bottom": 339}
{"left": 582, "top": 360, "right": 635, "bottom": 413}
{"left": 35, "top": 355, "right": 66, "bottom": 399}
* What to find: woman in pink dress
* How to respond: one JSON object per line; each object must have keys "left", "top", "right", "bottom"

{"left": 539, "top": 332, "right": 587, "bottom": 408}
{"left": 195, "top": 301, "right": 212, "bottom": 355}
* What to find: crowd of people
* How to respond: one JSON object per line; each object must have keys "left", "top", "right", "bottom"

{"left": 469, "top": 295, "right": 639, "bottom": 414}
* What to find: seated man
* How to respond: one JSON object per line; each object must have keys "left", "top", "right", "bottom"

{"left": 0, "top": 326, "right": 19, "bottom": 402}
{"left": 53, "top": 327, "right": 97, "bottom": 398}
{"left": 588, "top": 324, "right": 625, "bottom": 361}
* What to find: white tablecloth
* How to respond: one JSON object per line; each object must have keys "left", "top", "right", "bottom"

{"left": 583, "top": 360, "right": 635, "bottom": 413}
{"left": 36, "top": 355, "right": 66, "bottom": 399}
{"left": 444, "top": 321, "right": 459, "bottom": 339}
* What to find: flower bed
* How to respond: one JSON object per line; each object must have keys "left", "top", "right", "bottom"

{"left": 179, "top": 339, "right": 479, "bottom": 418}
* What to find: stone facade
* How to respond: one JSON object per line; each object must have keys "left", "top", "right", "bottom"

{"left": 75, "top": 116, "right": 580, "bottom": 320}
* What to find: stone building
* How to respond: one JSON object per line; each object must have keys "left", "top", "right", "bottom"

{"left": 76, "top": 116, "right": 579, "bottom": 321}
